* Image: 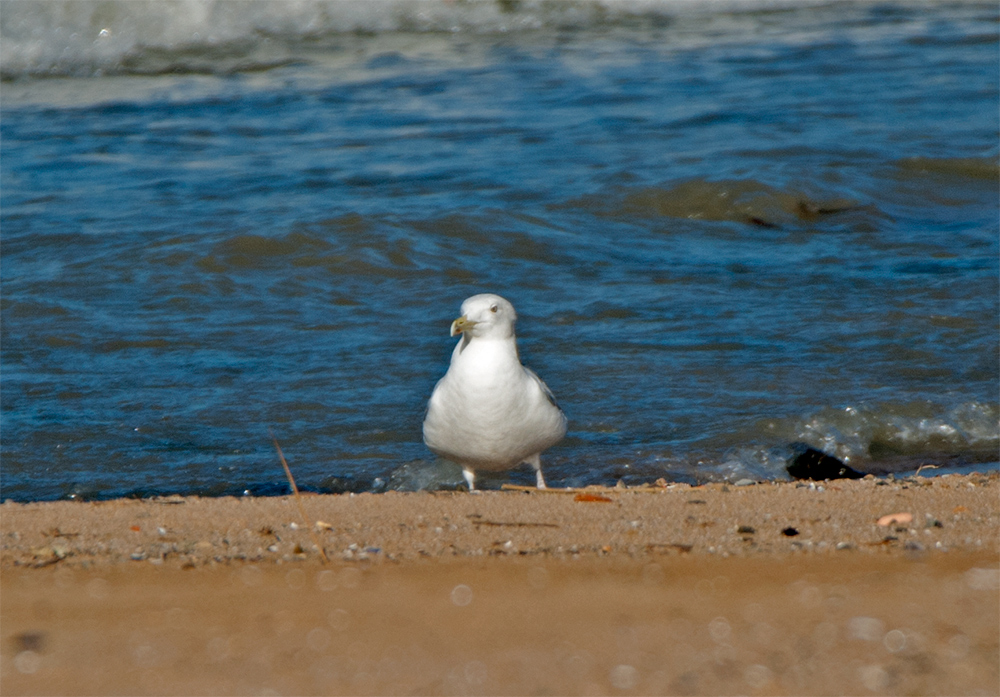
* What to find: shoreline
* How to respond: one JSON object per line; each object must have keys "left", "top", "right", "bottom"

{"left": 2, "top": 473, "right": 998, "bottom": 695}
{"left": 3, "top": 473, "right": 997, "bottom": 568}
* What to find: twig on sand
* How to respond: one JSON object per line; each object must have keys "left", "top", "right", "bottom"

{"left": 466, "top": 514, "right": 560, "bottom": 528}
{"left": 500, "top": 484, "right": 581, "bottom": 494}
{"left": 269, "top": 429, "right": 329, "bottom": 563}
{"left": 500, "top": 484, "right": 666, "bottom": 494}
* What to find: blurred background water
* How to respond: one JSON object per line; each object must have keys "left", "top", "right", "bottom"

{"left": 2, "top": 0, "right": 997, "bottom": 501}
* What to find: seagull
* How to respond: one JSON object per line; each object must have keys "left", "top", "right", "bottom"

{"left": 423, "top": 293, "right": 567, "bottom": 491}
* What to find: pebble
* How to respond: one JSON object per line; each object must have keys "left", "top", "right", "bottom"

{"left": 924, "top": 514, "right": 944, "bottom": 528}
{"left": 877, "top": 512, "right": 913, "bottom": 526}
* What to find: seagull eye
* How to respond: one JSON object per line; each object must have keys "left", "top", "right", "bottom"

{"left": 490, "top": 305, "right": 498, "bottom": 313}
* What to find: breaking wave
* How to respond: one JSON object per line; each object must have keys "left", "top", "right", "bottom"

{"left": 0, "top": 0, "right": 892, "bottom": 79}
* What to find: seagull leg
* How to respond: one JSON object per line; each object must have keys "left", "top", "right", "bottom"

{"left": 526, "top": 454, "right": 547, "bottom": 489}
{"left": 462, "top": 467, "right": 476, "bottom": 492}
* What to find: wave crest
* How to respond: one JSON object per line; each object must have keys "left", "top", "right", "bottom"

{"left": 2, "top": 0, "right": 829, "bottom": 79}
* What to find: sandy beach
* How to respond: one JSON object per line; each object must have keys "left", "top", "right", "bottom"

{"left": 2, "top": 473, "right": 998, "bottom": 695}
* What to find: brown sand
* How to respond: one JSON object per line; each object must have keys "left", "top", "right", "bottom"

{"left": 2, "top": 473, "right": 998, "bottom": 695}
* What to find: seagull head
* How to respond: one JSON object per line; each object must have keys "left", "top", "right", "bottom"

{"left": 450, "top": 293, "right": 517, "bottom": 340}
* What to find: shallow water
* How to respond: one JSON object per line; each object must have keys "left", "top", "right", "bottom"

{"left": 2, "top": 1, "right": 998, "bottom": 500}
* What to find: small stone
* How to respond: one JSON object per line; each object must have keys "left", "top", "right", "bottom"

{"left": 734, "top": 479, "right": 756, "bottom": 487}
{"left": 31, "top": 547, "right": 60, "bottom": 564}
{"left": 13, "top": 632, "right": 46, "bottom": 653}
{"left": 877, "top": 512, "right": 913, "bottom": 527}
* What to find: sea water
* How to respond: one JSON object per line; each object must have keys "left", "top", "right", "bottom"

{"left": 2, "top": 0, "right": 997, "bottom": 500}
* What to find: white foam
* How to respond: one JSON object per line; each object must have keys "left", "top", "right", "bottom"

{"left": 0, "top": 0, "right": 840, "bottom": 79}
{"left": 794, "top": 401, "right": 1000, "bottom": 465}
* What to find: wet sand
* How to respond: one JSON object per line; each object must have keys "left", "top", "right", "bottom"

{"left": 2, "top": 473, "right": 998, "bottom": 695}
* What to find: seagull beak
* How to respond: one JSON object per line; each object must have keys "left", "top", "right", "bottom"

{"left": 450, "top": 315, "right": 477, "bottom": 337}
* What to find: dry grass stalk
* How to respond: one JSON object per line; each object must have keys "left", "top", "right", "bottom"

{"left": 269, "top": 429, "right": 329, "bottom": 563}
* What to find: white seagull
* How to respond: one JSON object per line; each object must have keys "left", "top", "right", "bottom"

{"left": 423, "top": 293, "right": 567, "bottom": 491}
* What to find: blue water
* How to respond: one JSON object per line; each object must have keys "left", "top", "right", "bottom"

{"left": 2, "top": 1, "right": 998, "bottom": 500}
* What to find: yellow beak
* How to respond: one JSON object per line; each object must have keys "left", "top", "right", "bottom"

{"left": 450, "top": 315, "right": 477, "bottom": 337}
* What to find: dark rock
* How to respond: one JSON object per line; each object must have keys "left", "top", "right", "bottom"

{"left": 786, "top": 443, "right": 864, "bottom": 480}
{"left": 781, "top": 527, "right": 799, "bottom": 537}
{"left": 12, "top": 632, "right": 46, "bottom": 653}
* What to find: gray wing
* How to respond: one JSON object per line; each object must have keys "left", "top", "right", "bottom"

{"left": 422, "top": 373, "right": 448, "bottom": 426}
{"left": 524, "top": 367, "right": 562, "bottom": 410}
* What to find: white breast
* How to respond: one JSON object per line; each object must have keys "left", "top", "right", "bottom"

{"left": 423, "top": 336, "right": 566, "bottom": 470}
